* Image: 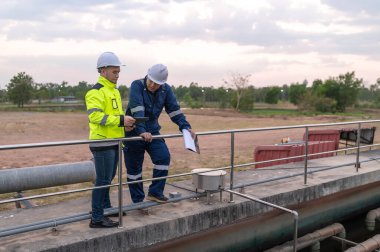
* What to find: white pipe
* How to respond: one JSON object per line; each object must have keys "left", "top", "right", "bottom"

{"left": 0, "top": 161, "right": 95, "bottom": 193}
{"left": 366, "top": 208, "right": 380, "bottom": 231}
{"left": 265, "top": 223, "right": 345, "bottom": 252}
{"left": 344, "top": 234, "right": 380, "bottom": 252}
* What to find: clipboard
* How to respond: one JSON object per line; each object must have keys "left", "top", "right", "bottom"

{"left": 182, "top": 129, "right": 200, "bottom": 154}
{"left": 134, "top": 117, "right": 149, "bottom": 124}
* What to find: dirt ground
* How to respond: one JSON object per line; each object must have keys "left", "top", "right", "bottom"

{"left": 1, "top": 109, "right": 375, "bottom": 172}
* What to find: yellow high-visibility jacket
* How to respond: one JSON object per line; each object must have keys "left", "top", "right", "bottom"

{"left": 85, "top": 76, "right": 125, "bottom": 146}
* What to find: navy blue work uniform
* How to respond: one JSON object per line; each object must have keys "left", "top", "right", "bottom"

{"left": 124, "top": 76, "right": 191, "bottom": 203}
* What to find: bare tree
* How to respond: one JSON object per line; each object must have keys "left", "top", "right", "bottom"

{"left": 223, "top": 72, "right": 251, "bottom": 110}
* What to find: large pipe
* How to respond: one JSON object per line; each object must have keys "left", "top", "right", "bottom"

{"left": 0, "top": 192, "right": 204, "bottom": 238}
{"left": 0, "top": 161, "right": 95, "bottom": 194}
{"left": 365, "top": 208, "right": 380, "bottom": 231}
{"left": 2, "top": 152, "right": 378, "bottom": 195}
{"left": 265, "top": 223, "right": 346, "bottom": 252}
{"left": 344, "top": 234, "right": 380, "bottom": 252}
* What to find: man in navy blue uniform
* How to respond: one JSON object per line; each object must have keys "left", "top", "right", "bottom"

{"left": 124, "top": 64, "right": 195, "bottom": 203}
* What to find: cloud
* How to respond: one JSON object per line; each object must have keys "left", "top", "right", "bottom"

{"left": 2, "top": 0, "right": 379, "bottom": 58}
{"left": 322, "top": 0, "right": 380, "bottom": 15}
{"left": 0, "top": 0, "right": 379, "bottom": 88}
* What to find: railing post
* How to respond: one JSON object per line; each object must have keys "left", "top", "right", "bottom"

{"left": 229, "top": 132, "right": 235, "bottom": 203}
{"left": 292, "top": 211, "right": 299, "bottom": 252}
{"left": 118, "top": 140, "right": 124, "bottom": 228}
{"left": 355, "top": 123, "right": 361, "bottom": 171}
{"left": 304, "top": 126, "right": 309, "bottom": 185}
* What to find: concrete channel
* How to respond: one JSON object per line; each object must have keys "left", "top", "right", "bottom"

{"left": 1, "top": 150, "right": 380, "bottom": 251}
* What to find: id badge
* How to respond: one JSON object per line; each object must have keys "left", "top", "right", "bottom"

{"left": 112, "top": 98, "right": 118, "bottom": 109}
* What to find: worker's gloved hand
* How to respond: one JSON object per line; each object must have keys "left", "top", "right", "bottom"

{"left": 140, "top": 132, "right": 153, "bottom": 142}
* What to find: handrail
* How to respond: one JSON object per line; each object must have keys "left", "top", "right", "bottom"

{"left": 1, "top": 119, "right": 380, "bottom": 151}
{"left": 0, "top": 145, "right": 374, "bottom": 206}
{"left": 0, "top": 119, "right": 379, "bottom": 239}
{"left": 225, "top": 189, "right": 299, "bottom": 252}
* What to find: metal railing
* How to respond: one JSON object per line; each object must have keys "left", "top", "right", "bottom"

{"left": 1, "top": 119, "right": 380, "bottom": 240}
{"left": 226, "top": 189, "right": 299, "bottom": 252}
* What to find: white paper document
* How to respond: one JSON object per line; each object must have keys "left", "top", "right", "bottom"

{"left": 182, "top": 129, "right": 200, "bottom": 154}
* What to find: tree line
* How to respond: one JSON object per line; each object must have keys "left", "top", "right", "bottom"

{"left": 1, "top": 71, "right": 380, "bottom": 112}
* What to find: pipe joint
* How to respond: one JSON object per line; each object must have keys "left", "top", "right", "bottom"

{"left": 365, "top": 208, "right": 380, "bottom": 231}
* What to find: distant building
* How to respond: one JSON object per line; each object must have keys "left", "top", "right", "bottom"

{"left": 52, "top": 96, "right": 79, "bottom": 103}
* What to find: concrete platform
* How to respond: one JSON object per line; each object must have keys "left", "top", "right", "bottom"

{"left": 1, "top": 150, "right": 380, "bottom": 252}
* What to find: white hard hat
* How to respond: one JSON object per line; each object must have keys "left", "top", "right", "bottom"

{"left": 147, "top": 64, "right": 168, "bottom": 85}
{"left": 96, "top": 52, "right": 123, "bottom": 69}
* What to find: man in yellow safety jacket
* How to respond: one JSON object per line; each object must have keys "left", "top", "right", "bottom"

{"left": 85, "top": 51, "right": 135, "bottom": 228}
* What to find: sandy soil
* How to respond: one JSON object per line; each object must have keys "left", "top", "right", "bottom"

{"left": 1, "top": 109, "right": 372, "bottom": 173}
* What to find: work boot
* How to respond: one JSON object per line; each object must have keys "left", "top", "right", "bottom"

{"left": 147, "top": 193, "right": 169, "bottom": 203}
{"left": 89, "top": 217, "right": 119, "bottom": 228}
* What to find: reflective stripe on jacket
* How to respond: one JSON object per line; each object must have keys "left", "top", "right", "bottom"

{"left": 85, "top": 76, "right": 125, "bottom": 144}
{"left": 126, "top": 77, "right": 191, "bottom": 135}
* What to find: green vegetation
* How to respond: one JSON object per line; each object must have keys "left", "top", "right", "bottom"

{"left": 6, "top": 72, "right": 34, "bottom": 108}
{"left": 303, "top": 72, "right": 362, "bottom": 112}
{"left": 247, "top": 107, "right": 369, "bottom": 118}
{"left": 1, "top": 71, "right": 380, "bottom": 114}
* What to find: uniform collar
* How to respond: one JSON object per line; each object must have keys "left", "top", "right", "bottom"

{"left": 98, "top": 76, "right": 117, "bottom": 89}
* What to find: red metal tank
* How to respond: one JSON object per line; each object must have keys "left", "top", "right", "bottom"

{"left": 303, "top": 129, "right": 340, "bottom": 150}
{"left": 253, "top": 140, "right": 337, "bottom": 168}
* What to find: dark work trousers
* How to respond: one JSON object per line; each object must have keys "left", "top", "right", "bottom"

{"left": 90, "top": 147, "right": 118, "bottom": 221}
{"left": 123, "top": 138, "right": 170, "bottom": 203}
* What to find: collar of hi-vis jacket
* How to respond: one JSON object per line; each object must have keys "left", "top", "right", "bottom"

{"left": 98, "top": 75, "right": 117, "bottom": 89}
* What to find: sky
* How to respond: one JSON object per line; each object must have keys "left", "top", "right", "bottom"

{"left": 1, "top": 0, "right": 380, "bottom": 89}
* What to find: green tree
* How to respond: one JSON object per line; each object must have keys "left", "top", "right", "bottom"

{"left": 289, "top": 83, "right": 307, "bottom": 105}
{"left": 118, "top": 85, "right": 129, "bottom": 100}
{"left": 372, "top": 78, "right": 380, "bottom": 106}
{"left": 33, "top": 83, "right": 49, "bottom": 104}
{"left": 0, "top": 89, "right": 7, "bottom": 103}
{"left": 183, "top": 92, "right": 194, "bottom": 108}
{"left": 357, "top": 82, "right": 374, "bottom": 104}
{"left": 7, "top": 72, "right": 34, "bottom": 108}
{"left": 59, "top": 81, "right": 69, "bottom": 96}
{"left": 172, "top": 85, "right": 188, "bottom": 101}
{"left": 336, "top": 72, "right": 362, "bottom": 111}
{"left": 216, "top": 87, "right": 230, "bottom": 108}
{"left": 45, "top": 82, "right": 60, "bottom": 99}
{"left": 317, "top": 72, "right": 362, "bottom": 112}
{"left": 239, "top": 86, "right": 255, "bottom": 110}
{"left": 280, "top": 84, "right": 289, "bottom": 101}
{"left": 254, "top": 87, "right": 269, "bottom": 103}
{"left": 311, "top": 79, "right": 324, "bottom": 96}
{"left": 265, "top": 87, "right": 281, "bottom": 104}
{"left": 298, "top": 90, "right": 336, "bottom": 112}
{"left": 74, "top": 81, "right": 92, "bottom": 100}
{"left": 188, "top": 82, "right": 203, "bottom": 102}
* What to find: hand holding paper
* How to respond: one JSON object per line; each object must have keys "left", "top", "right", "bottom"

{"left": 182, "top": 129, "right": 200, "bottom": 154}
